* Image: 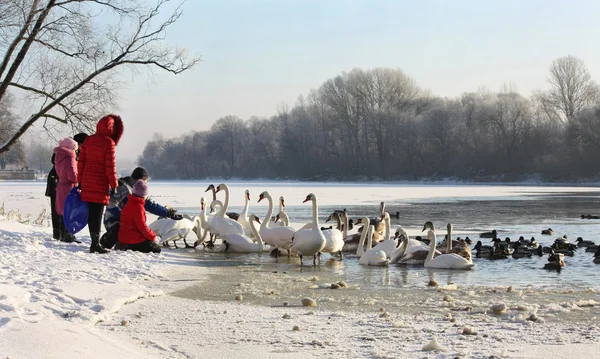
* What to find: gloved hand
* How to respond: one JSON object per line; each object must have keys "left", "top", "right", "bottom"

{"left": 166, "top": 207, "right": 178, "bottom": 219}
{"left": 109, "top": 187, "right": 118, "bottom": 197}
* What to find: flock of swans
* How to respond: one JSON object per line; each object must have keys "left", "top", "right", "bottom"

{"left": 148, "top": 183, "right": 476, "bottom": 269}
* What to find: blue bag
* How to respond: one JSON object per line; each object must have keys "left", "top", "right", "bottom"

{"left": 63, "top": 187, "right": 88, "bottom": 234}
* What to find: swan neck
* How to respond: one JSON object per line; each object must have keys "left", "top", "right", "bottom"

{"left": 384, "top": 215, "right": 390, "bottom": 241}
{"left": 357, "top": 219, "right": 370, "bottom": 256}
{"left": 447, "top": 227, "right": 452, "bottom": 252}
{"left": 366, "top": 226, "right": 373, "bottom": 250}
{"left": 215, "top": 185, "right": 229, "bottom": 217}
{"left": 311, "top": 198, "right": 319, "bottom": 227}
{"left": 241, "top": 193, "right": 249, "bottom": 216}
{"left": 262, "top": 195, "right": 273, "bottom": 229}
{"left": 342, "top": 212, "right": 348, "bottom": 238}
{"left": 334, "top": 214, "right": 341, "bottom": 230}
{"left": 427, "top": 230, "right": 436, "bottom": 261}
{"left": 250, "top": 220, "right": 263, "bottom": 246}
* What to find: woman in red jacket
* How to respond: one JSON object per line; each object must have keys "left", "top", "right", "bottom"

{"left": 54, "top": 138, "right": 78, "bottom": 242}
{"left": 117, "top": 180, "right": 161, "bottom": 254}
{"left": 77, "top": 114, "right": 124, "bottom": 253}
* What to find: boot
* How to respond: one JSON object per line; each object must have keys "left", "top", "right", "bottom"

{"left": 89, "top": 232, "right": 109, "bottom": 254}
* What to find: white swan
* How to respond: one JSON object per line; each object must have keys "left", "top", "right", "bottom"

{"left": 211, "top": 183, "right": 246, "bottom": 237}
{"left": 289, "top": 193, "right": 327, "bottom": 265}
{"left": 355, "top": 217, "right": 371, "bottom": 258}
{"left": 236, "top": 189, "right": 254, "bottom": 234}
{"left": 370, "top": 212, "right": 398, "bottom": 257}
{"left": 276, "top": 196, "right": 290, "bottom": 227}
{"left": 257, "top": 191, "right": 295, "bottom": 255}
{"left": 358, "top": 225, "right": 389, "bottom": 266}
{"left": 221, "top": 215, "right": 265, "bottom": 253}
{"left": 149, "top": 217, "right": 197, "bottom": 248}
{"left": 423, "top": 222, "right": 475, "bottom": 270}
{"left": 321, "top": 211, "right": 344, "bottom": 260}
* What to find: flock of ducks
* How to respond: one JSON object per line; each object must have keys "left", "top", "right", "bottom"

{"left": 147, "top": 184, "right": 600, "bottom": 269}
{"left": 471, "top": 226, "right": 600, "bottom": 270}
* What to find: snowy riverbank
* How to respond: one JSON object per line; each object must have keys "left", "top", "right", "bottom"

{"left": 2, "top": 216, "right": 600, "bottom": 358}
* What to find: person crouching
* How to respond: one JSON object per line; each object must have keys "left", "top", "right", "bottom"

{"left": 116, "top": 180, "right": 161, "bottom": 253}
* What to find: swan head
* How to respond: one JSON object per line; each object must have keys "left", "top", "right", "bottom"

{"left": 258, "top": 191, "right": 270, "bottom": 203}
{"left": 394, "top": 227, "right": 407, "bottom": 240}
{"left": 205, "top": 184, "right": 215, "bottom": 193}
{"left": 200, "top": 197, "right": 206, "bottom": 210}
{"left": 422, "top": 221, "right": 434, "bottom": 232}
{"left": 355, "top": 217, "right": 370, "bottom": 226}
{"left": 245, "top": 190, "right": 250, "bottom": 201}
{"left": 446, "top": 223, "right": 452, "bottom": 232}
{"left": 249, "top": 214, "right": 261, "bottom": 224}
{"left": 215, "top": 183, "right": 228, "bottom": 193}
{"left": 303, "top": 193, "right": 316, "bottom": 203}
{"left": 279, "top": 196, "right": 285, "bottom": 207}
{"left": 380, "top": 212, "right": 390, "bottom": 222}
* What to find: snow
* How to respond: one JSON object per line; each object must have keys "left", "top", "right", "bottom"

{"left": 1, "top": 182, "right": 600, "bottom": 358}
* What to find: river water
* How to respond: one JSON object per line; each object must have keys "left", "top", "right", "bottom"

{"left": 147, "top": 181, "right": 600, "bottom": 323}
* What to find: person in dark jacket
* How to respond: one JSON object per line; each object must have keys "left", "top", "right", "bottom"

{"left": 45, "top": 133, "right": 87, "bottom": 241}
{"left": 77, "top": 114, "right": 124, "bottom": 254}
{"left": 116, "top": 180, "right": 161, "bottom": 254}
{"left": 99, "top": 166, "right": 182, "bottom": 249}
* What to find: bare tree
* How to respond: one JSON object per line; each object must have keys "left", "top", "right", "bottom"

{"left": 0, "top": 0, "right": 200, "bottom": 154}
{"left": 539, "top": 55, "right": 600, "bottom": 124}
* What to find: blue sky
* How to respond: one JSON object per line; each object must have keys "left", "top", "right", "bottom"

{"left": 115, "top": 0, "right": 600, "bottom": 161}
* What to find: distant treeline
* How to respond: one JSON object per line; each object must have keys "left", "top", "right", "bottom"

{"left": 139, "top": 58, "right": 600, "bottom": 181}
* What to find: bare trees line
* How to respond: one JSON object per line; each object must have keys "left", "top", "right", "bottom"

{"left": 139, "top": 57, "right": 600, "bottom": 181}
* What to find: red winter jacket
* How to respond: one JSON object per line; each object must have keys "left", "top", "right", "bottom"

{"left": 77, "top": 115, "right": 123, "bottom": 205}
{"left": 53, "top": 145, "right": 77, "bottom": 216}
{"left": 118, "top": 194, "right": 156, "bottom": 245}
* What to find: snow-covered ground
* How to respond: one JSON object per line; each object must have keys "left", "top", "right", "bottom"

{"left": 2, "top": 182, "right": 600, "bottom": 358}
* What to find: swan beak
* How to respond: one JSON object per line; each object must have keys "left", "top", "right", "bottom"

{"left": 302, "top": 197, "right": 310, "bottom": 203}
{"left": 255, "top": 217, "right": 261, "bottom": 224}
{"left": 201, "top": 204, "right": 205, "bottom": 210}
{"left": 246, "top": 193, "right": 250, "bottom": 201}
{"left": 204, "top": 185, "right": 212, "bottom": 192}
{"left": 274, "top": 215, "right": 280, "bottom": 223}
{"left": 258, "top": 195, "right": 264, "bottom": 203}
{"left": 394, "top": 233, "right": 399, "bottom": 239}
{"left": 281, "top": 199, "right": 285, "bottom": 207}
{"left": 422, "top": 225, "right": 426, "bottom": 232}
{"left": 215, "top": 187, "right": 221, "bottom": 193}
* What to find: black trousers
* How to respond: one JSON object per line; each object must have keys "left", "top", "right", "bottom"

{"left": 100, "top": 223, "right": 119, "bottom": 249}
{"left": 87, "top": 202, "right": 105, "bottom": 235}
{"left": 50, "top": 195, "right": 60, "bottom": 239}
{"left": 117, "top": 240, "right": 161, "bottom": 254}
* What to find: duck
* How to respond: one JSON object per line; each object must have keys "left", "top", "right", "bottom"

{"left": 474, "top": 240, "right": 493, "bottom": 258}
{"left": 358, "top": 224, "right": 389, "bottom": 266}
{"left": 511, "top": 247, "right": 533, "bottom": 259}
{"left": 581, "top": 214, "right": 600, "bottom": 219}
{"left": 541, "top": 228, "right": 553, "bottom": 235}
{"left": 423, "top": 222, "right": 475, "bottom": 270}
{"left": 437, "top": 231, "right": 472, "bottom": 261}
{"left": 544, "top": 252, "right": 566, "bottom": 271}
{"left": 289, "top": 193, "right": 327, "bottom": 265}
{"left": 585, "top": 244, "right": 598, "bottom": 252}
{"left": 221, "top": 215, "right": 265, "bottom": 253}
{"left": 594, "top": 248, "right": 600, "bottom": 264}
{"left": 576, "top": 237, "right": 595, "bottom": 248}
{"left": 479, "top": 229, "right": 498, "bottom": 239}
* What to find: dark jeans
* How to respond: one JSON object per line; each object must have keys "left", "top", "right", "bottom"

{"left": 87, "top": 202, "right": 105, "bottom": 235}
{"left": 100, "top": 223, "right": 119, "bottom": 249}
{"left": 50, "top": 195, "right": 60, "bottom": 239}
{"left": 116, "top": 240, "right": 161, "bottom": 254}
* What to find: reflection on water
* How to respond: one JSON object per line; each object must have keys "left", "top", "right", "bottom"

{"left": 170, "top": 185, "right": 600, "bottom": 323}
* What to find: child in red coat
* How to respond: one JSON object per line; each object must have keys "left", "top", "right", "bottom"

{"left": 117, "top": 180, "right": 161, "bottom": 253}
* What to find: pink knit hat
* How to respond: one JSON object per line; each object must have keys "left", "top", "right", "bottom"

{"left": 58, "top": 138, "right": 78, "bottom": 151}
{"left": 132, "top": 179, "right": 148, "bottom": 198}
